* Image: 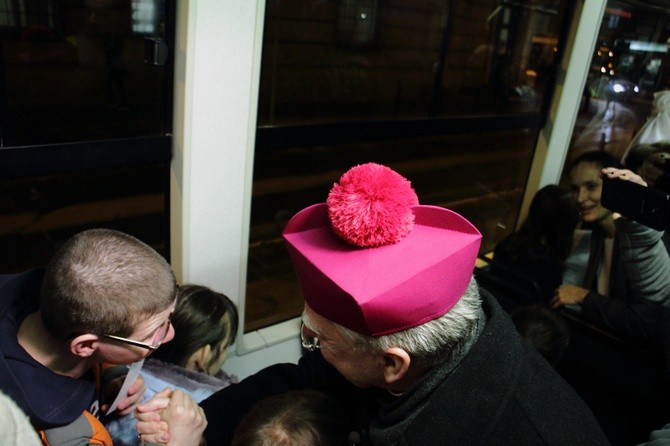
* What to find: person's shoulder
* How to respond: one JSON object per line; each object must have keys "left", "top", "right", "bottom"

{"left": 42, "top": 411, "right": 113, "bottom": 446}
{"left": 497, "top": 340, "right": 609, "bottom": 444}
{"left": 0, "top": 268, "right": 44, "bottom": 298}
{"left": 0, "top": 391, "right": 42, "bottom": 446}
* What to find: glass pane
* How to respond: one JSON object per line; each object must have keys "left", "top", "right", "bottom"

{"left": 245, "top": 128, "right": 538, "bottom": 331}
{"left": 0, "top": 162, "right": 169, "bottom": 273}
{"left": 258, "top": 0, "right": 570, "bottom": 127}
{"left": 567, "top": 0, "right": 670, "bottom": 168}
{"left": 0, "top": 0, "right": 168, "bottom": 146}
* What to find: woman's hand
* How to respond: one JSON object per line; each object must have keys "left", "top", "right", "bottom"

{"left": 601, "top": 167, "right": 647, "bottom": 187}
{"left": 600, "top": 168, "right": 648, "bottom": 220}
{"left": 550, "top": 284, "right": 589, "bottom": 309}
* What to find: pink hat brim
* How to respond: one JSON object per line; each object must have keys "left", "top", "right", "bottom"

{"left": 283, "top": 203, "right": 482, "bottom": 336}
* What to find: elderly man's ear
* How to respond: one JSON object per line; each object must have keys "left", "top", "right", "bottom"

{"left": 382, "top": 347, "right": 411, "bottom": 385}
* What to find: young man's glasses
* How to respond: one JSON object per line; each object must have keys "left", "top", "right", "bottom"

{"left": 103, "top": 317, "right": 172, "bottom": 351}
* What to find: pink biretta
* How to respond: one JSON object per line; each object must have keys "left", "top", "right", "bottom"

{"left": 282, "top": 163, "right": 482, "bottom": 337}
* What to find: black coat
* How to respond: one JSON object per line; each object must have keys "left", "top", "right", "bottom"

{"left": 201, "top": 291, "right": 609, "bottom": 445}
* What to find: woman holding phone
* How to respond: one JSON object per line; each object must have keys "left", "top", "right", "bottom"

{"left": 550, "top": 150, "right": 670, "bottom": 341}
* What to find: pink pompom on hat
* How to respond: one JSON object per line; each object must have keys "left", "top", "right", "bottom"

{"left": 282, "top": 163, "right": 482, "bottom": 337}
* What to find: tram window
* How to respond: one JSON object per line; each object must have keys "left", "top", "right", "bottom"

{"left": 0, "top": 161, "right": 169, "bottom": 273}
{"left": 257, "top": 0, "right": 570, "bottom": 127}
{"left": 244, "top": 0, "right": 572, "bottom": 332}
{"left": 0, "top": 0, "right": 173, "bottom": 272}
{"left": 0, "top": 0, "right": 170, "bottom": 147}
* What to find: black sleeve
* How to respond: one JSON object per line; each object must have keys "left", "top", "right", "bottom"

{"left": 654, "top": 172, "right": 670, "bottom": 194}
{"left": 580, "top": 291, "right": 663, "bottom": 342}
{"left": 200, "top": 350, "right": 349, "bottom": 446}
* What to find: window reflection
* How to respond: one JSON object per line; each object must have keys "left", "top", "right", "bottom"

{"left": 258, "top": 0, "right": 569, "bottom": 126}
{"left": 131, "top": 0, "right": 159, "bottom": 34}
{"left": 567, "top": 0, "right": 670, "bottom": 167}
{"left": 0, "top": 162, "right": 169, "bottom": 273}
{"left": 0, "top": 1, "right": 172, "bottom": 276}
{"left": 0, "top": 0, "right": 168, "bottom": 146}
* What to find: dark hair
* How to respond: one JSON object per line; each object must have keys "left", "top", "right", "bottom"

{"left": 231, "top": 390, "right": 353, "bottom": 446}
{"left": 497, "top": 185, "right": 578, "bottom": 263}
{"left": 152, "top": 284, "right": 238, "bottom": 369}
{"left": 511, "top": 304, "right": 570, "bottom": 367}
{"left": 651, "top": 141, "right": 670, "bottom": 152}
{"left": 624, "top": 144, "right": 659, "bottom": 173}
{"left": 569, "top": 150, "right": 623, "bottom": 172}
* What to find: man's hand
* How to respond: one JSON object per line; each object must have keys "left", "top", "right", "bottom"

{"left": 101, "top": 374, "right": 146, "bottom": 416}
{"left": 117, "top": 374, "right": 146, "bottom": 415}
{"left": 550, "top": 284, "right": 589, "bottom": 309}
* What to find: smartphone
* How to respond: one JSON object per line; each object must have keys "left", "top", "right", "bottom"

{"left": 601, "top": 176, "right": 670, "bottom": 231}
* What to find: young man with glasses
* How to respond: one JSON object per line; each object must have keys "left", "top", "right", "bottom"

{"left": 138, "top": 164, "right": 609, "bottom": 445}
{"left": 0, "top": 228, "right": 183, "bottom": 445}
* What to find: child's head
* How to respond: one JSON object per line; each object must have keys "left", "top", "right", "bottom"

{"left": 152, "top": 284, "right": 239, "bottom": 375}
{"left": 231, "top": 390, "right": 353, "bottom": 446}
{"left": 40, "top": 229, "right": 177, "bottom": 361}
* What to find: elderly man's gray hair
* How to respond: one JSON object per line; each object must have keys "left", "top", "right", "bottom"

{"left": 336, "top": 276, "right": 483, "bottom": 368}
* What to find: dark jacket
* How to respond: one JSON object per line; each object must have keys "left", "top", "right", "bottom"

{"left": 201, "top": 290, "right": 609, "bottom": 445}
{"left": 579, "top": 220, "right": 670, "bottom": 342}
{"left": 0, "top": 269, "right": 111, "bottom": 445}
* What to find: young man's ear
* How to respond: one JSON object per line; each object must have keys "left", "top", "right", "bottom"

{"left": 69, "top": 334, "right": 100, "bottom": 358}
{"left": 382, "top": 347, "right": 411, "bottom": 385}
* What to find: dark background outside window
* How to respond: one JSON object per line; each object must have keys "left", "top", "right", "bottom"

{"left": 0, "top": 0, "right": 172, "bottom": 273}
